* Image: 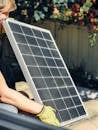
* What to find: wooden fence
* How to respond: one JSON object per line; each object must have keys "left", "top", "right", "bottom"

{"left": 34, "top": 20, "right": 98, "bottom": 77}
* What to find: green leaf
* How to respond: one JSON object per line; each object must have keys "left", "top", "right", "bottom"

{"left": 39, "top": 12, "right": 45, "bottom": 19}
{"left": 34, "top": 11, "right": 41, "bottom": 21}
{"left": 88, "top": 33, "right": 96, "bottom": 47}
{"left": 43, "top": 7, "right": 48, "bottom": 12}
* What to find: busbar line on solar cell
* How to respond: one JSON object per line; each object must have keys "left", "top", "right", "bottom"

{"left": 3, "top": 18, "right": 87, "bottom": 126}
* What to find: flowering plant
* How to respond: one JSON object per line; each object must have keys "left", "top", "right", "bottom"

{"left": 52, "top": 0, "right": 98, "bottom": 29}
{"left": 51, "top": 0, "right": 98, "bottom": 46}
{"left": 13, "top": 0, "right": 98, "bottom": 46}
{"left": 14, "top": 0, "right": 98, "bottom": 28}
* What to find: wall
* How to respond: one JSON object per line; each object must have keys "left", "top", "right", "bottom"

{"left": 34, "top": 20, "right": 98, "bottom": 77}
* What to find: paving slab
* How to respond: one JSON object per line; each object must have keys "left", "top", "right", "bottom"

{"left": 64, "top": 100, "right": 98, "bottom": 130}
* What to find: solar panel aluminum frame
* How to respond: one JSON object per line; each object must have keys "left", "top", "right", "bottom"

{"left": 3, "top": 18, "right": 88, "bottom": 126}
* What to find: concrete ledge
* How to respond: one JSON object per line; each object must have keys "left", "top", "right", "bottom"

{"left": 65, "top": 100, "right": 98, "bottom": 130}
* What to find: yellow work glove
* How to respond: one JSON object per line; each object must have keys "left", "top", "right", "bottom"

{"left": 36, "top": 106, "right": 60, "bottom": 127}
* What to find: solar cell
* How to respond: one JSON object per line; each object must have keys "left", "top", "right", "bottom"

{"left": 3, "top": 18, "right": 87, "bottom": 126}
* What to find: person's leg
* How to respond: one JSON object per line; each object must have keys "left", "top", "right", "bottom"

{"left": 0, "top": 71, "right": 60, "bottom": 126}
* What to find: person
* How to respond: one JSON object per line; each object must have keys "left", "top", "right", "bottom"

{"left": 0, "top": 71, "right": 60, "bottom": 126}
{"left": 0, "top": 0, "right": 60, "bottom": 127}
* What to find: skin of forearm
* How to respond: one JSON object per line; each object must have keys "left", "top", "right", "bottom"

{"left": 1, "top": 88, "right": 43, "bottom": 114}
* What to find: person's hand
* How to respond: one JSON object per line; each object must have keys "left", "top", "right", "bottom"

{"left": 37, "top": 106, "right": 60, "bottom": 127}
{"left": 0, "top": 13, "right": 7, "bottom": 24}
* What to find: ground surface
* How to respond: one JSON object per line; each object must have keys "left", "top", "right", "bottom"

{"left": 65, "top": 99, "right": 98, "bottom": 130}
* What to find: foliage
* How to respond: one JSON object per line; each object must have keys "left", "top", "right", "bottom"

{"left": 88, "top": 32, "right": 96, "bottom": 47}
{"left": 11, "top": 0, "right": 98, "bottom": 46}
{"left": 12, "top": 0, "right": 53, "bottom": 23}
{"left": 50, "top": 0, "right": 98, "bottom": 46}
{"left": 69, "top": 64, "right": 98, "bottom": 90}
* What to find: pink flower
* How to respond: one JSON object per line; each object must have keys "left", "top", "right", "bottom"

{"left": 53, "top": 7, "right": 60, "bottom": 15}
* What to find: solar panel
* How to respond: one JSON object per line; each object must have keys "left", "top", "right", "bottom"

{"left": 3, "top": 18, "right": 87, "bottom": 126}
